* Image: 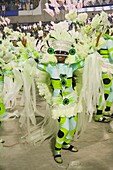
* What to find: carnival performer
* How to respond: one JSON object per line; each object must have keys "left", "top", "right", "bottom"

{"left": 0, "top": 17, "right": 39, "bottom": 140}
{"left": 65, "top": 11, "right": 112, "bottom": 123}
{"left": 94, "top": 29, "right": 113, "bottom": 123}
{"left": 37, "top": 47, "right": 84, "bottom": 164}
{"left": 34, "top": 21, "right": 86, "bottom": 164}
{"left": 32, "top": 12, "right": 112, "bottom": 163}
{"left": 0, "top": 63, "right": 5, "bottom": 143}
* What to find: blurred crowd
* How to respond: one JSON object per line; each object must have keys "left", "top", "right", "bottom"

{"left": 85, "top": 0, "right": 113, "bottom": 7}
{"left": 0, "top": 0, "right": 34, "bottom": 11}
{"left": 12, "top": 22, "right": 51, "bottom": 39}
{"left": 0, "top": 0, "right": 41, "bottom": 16}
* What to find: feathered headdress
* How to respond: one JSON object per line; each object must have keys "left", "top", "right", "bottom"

{"left": 37, "top": 21, "right": 78, "bottom": 64}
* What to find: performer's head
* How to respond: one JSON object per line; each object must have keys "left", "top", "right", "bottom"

{"left": 51, "top": 40, "right": 72, "bottom": 63}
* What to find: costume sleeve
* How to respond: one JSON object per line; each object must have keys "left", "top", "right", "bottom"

{"left": 37, "top": 63, "right": 47, "bottom": 72}
{"left": 107, "top": 39, "right": 113, "bottom": 61}
{"left": 70, "top": 59, "right": 85, "bottom": 72}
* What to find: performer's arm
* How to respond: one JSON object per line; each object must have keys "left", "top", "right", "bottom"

{"left": 70, "top": 59, "right": 85, "bottom": 72}
{"left": 34, "top": 58, "right": 48, "bottom": 72}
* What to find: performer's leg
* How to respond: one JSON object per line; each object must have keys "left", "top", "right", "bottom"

{"left": 54, "top": 117, "right": 69, "bottom": 163}
{"left": 102, "top": 73, "right": 111, "bottom": 100}
{"left": 95, "top": 73, "right": 111, "bottom": 122}
{"left": 0, "top": 71, "right": 5, "bottom": 143}
{"left": 104, "top": 101, "right": 113, "bottom": 117}
{"left": 104, "top": 85, "right": 113, "bottom": 118}
{"left": 0, "top": 103, "right": 5, "bottom": 144}
{"left": 0, "top": 73, "right": 5, "bottom": 120}
{"left": 0, "top": 118, "right": 5, "bottom": 143}
{"left": 62, "top": 115, "right": 78, "bottom": 152}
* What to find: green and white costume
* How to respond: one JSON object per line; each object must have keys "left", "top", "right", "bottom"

{"left": 37, "top": 56, "right": 84, "bottom": 163}
{"left": 95, "top": 34, "right": 113, "bottom": 122}
{"left": 0, "top": 67, "right": 5, "bottom": 121}
{"left": 0, "top": 66, "right": 5, "bottom": 143}
{"left": 37, "top": 61, "right": 84, "bottom": 119}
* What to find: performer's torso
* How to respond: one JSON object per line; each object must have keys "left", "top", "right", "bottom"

{"left": 99, "top": 39, "right": 113, "bottom": 64}
{"left": 47, "top": 63, "right": 74, "bottom": 97}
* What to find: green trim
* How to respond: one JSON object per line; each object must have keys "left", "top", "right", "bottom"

{"left": 99, "top": 49, "right": 109, "bottom": 55}
{"left": 108, "top": 47, "right": 113, "bottom": 53}
{"left": 101, "top": 55, "right": 109, "bottom": 58}
{"left": 56, "top": 127, "right": 68, "bottom": 142}
{"left": 64, "top": 138, "right": 71, "bottom": 144}
{"left": 99, "top": 49, "right": 109, "bottom": 58}
{"left": 103, "top": 111, "right": 110, "bottom": 116}
{"left": 104, "top": 90, "right": 110, "bottom": 95}
{"left": 94, "top": 114, "right": 103, "bottom": 121}
{"left": 103, "top": 34, "right": 113, "bottom": 40}
{"left": 78, "top": 61, "right": 84, "bottom": 69}
{"left": 70, "top": 129, "right": 76, "bottom": 137}
{"left": 44, "top": 65, "right": 47, "bottom": 71}
{"left": 62, "top": 92, "right": 70, "bottom": 96}
{"left": 55, "top": 142, "right": 62, "bottom": 149}
{"left": 102, "top": 73, "right": 112, "bottom": 79}
{"left": 60, "top": 117, "right": 66, "bottom": 125}
{"left": 106, "top": 101, "right": 112, "bottom": 107}
{"left": 0, "top": 103, "right": 5, "bottom": 116}
{"left": 0, "top": 76, "right": 4, "bottom": 82}
{"left": 102, "top": 74, "right": 112, "bottom": 88}
{"left": 103, "top": 83, "right": 112, "bottom": 88}
{"left": 51, "top": 79, "right": 72, "bottom": 89}
{"left": 74, "top": 114, "right": 78, "bottom": 122}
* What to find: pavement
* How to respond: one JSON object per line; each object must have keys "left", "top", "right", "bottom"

{"left": 0, "top": 100, "right": 113, "bottom": 170}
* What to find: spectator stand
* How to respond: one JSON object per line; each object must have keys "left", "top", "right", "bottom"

{"left": 0, "top": 0, "right": 41, "bottom": 17}
{"left": 0, "top": 0, "right": 18, "bottom": 17}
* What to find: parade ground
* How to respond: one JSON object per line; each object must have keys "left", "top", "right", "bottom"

{"left": 0, "top": 99, "right": 113, "bottom": 170}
